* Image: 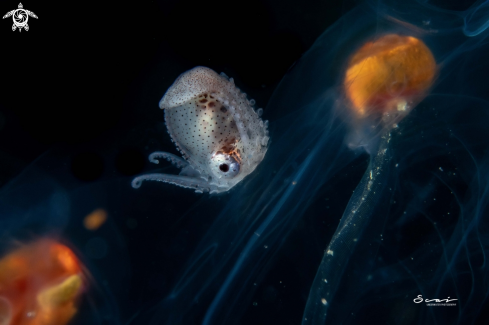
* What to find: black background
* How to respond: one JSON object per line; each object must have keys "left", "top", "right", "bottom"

{"left": 0, "top": 0, "right": 358, "bottom": 184}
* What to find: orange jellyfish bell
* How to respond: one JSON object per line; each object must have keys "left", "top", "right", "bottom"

{"left": 344, "top": 34, "right": 436, "bottom": 120}
{"left": 0, "top": 239, "right": 85, "bottom": 325}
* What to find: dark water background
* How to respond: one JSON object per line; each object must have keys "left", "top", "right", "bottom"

{"left": 1, "top": 0, "right": 487, "bottom": 324}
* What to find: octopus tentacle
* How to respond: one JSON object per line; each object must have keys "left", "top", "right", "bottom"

{"left": 148, "top": 151, "right": 188, "bottom": 169}
{"left": 131, "top": 173, "right": 215, "bottom": 193}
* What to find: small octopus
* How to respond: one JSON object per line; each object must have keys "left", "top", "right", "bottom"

{"left": 132, "top": 67, "right": 269, "bottom": 194}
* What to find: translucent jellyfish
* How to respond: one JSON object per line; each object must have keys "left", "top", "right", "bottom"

{"left": 0, "top": 238, "right": 85, "bottom": 325}
{"left": 0, "top": 154, "right": 130, "bottom": 325}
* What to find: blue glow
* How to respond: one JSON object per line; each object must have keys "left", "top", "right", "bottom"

{"left": 464, "top": 0, "right": 489, "bottom": 36}
{"left": 0, "top": 156, "right": 128, "bottom": 324}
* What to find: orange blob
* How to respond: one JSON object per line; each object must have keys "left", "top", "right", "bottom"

{"left": 0, "top": 239, "right": 85, "bottom": 325}
{"left": 83, "top": 208, "right": 108, "bottom": 231}
{"left": 344, "top": 34, "right": 436, "bottom": 118}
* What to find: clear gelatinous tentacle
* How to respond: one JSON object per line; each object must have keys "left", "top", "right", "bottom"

{"left": 131, "top": 173, "right": 213, "bottom": 193}
{"left": 302, "top": 131, "right": 393, "bottom": 324}
{"left": 148, "top": 151, "right": 189, "bottom": 168}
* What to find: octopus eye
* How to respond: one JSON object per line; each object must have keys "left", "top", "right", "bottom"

{"left": 211, "top": 153, "right": 240, "bottom": 178}
{"left": 219, "top": 164, "right": 229, "bottom": 172}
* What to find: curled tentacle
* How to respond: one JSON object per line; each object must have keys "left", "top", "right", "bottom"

{"left": 148, "top": 151, "right": 188, "bottom": 168}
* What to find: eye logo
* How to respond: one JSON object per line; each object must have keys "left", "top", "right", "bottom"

{"left": 3, "top": 3, "right": 38, "bottom": 32}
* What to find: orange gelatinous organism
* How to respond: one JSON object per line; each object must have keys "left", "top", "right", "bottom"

{"left": 344, "top": 34, "right": 436, "bottom": 118}
{"left": 83, "top": 208, "right": 108, "bottom": 231}
{"left": 0, "top": 239, "right": 85, "bottom": 325}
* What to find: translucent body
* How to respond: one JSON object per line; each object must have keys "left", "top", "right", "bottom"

{"left": 0, "top": 239, "right": 84, "bottom": 325}
{"left": 0, "top": 157, "right": 129, "bottom": 325}
{"left": 132, "top": 67, "right": 269, "bottom": 194}
{"left": 343, "top": 34, "right": 437, "bottom": 152}
{"left": 130, "top": 1, "right": 489, "bottom": 324}
{"left": 302, "top": 32, "right": 437, "bottom": 324}
{"left": 344, "top": 34, "right": 436, "bottom": 118}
